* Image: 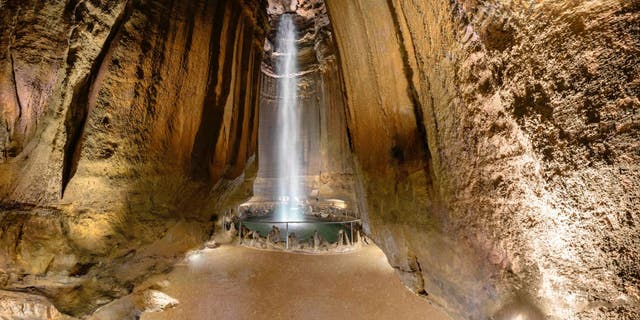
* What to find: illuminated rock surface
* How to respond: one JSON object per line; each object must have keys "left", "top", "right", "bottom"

{"left": 326, "top": 1, "right": 640, "bottom": 318}
{"left": 0, "top": 0, "right": 266, "bottom": 316}
{"left": 0, "top": 0, "right": 638, "bottom": 319}
{"left": 0, "top": 291, "right": 74, "bottom": 320}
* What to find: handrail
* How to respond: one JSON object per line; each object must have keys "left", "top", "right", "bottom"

{"left": 238, "top": 217, "right": 361, "bottom": 250}
{"left": 239, "top": 219, "right": 360, "bottom": 224}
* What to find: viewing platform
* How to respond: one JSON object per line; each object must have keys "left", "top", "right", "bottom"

{"left": 223, "top": 200, "right": 363, "bottom": 253}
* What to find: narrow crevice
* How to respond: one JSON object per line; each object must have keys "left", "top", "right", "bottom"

{"left": 180, "top": 0, "right": 199, "bottom": 70}
{"left": 227, "top": 22, "right": 254, "bottom": 173}
{"left": 414, "top": 259, "right": 429, "bottom": 296}
{"left": 14, "top": 223, "right": 24, "bottom": 255}
{"left": 4, "top": 119, "right": 11, "bottom": 137}
{"left": 42, "top": 256, "right": 55, "bottom": 275}
{"left": 60, "top": 0, "right": 133, "bottom": 197}
{"left": 6, "top": 3, "right": 22, "bottom": 132}
{"left": 63, "top": 0, "right": 81, "bottom": 22}
{"left": 9, "top": 53, "right": 23, "bottom": 120}
{"left": 246, "top": 49, "right": 262, "bottom": 157}
{"left": 344, "top": 125, "right": 354, "bottom": 151}
{"left": 385, "top": 0, "right": 432, "bottom": 165}
{"left": 144, "top": 0, "right": 174, "bottom": 117}
{"left": 190, "top": 0, "right": 241, "bottom": 181}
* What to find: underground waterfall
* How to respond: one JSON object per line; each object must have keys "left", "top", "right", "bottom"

{"left": 234, "top": 8, "right": 363, "bottom": 252}
{"left": 274, "top": 13, "right": 302, "bottom": 221}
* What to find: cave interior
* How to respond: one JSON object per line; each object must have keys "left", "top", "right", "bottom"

{"left": 0, "top": 0, "right": 639, "bottom": 319}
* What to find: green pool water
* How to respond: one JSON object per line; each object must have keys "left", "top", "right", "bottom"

{"left": 241, "top": 216, "right": 354, "bottom": 243}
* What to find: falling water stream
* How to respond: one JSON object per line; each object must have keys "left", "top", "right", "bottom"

{"left": 275, "top": 14, "right": 302, "bottom": 221}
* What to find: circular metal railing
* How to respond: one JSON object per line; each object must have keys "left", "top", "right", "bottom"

{"left": 238, "top": 215, "right": 361, "bottom": 250}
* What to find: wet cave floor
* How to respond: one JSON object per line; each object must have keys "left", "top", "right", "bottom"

{"left": 141, "top": 245, "right": 449, "bottom": 320}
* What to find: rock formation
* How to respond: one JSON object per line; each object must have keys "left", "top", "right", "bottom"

{"left": 326, "top": 0, "right": 640, "bottom": 319}
{"left": 0, "top": 0, "right": 638, "bottom": 319}
{"left": 0, "top": 290, "right": 74, "bottom": 320}
{"left": 0, "top": 0, "right": 266, "bottom": 316}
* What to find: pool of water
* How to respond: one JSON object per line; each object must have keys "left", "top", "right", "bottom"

{"left": 241, "top": 215, "right": 356, "bottom": 243}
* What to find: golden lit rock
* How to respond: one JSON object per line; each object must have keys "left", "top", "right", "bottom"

{"left": 0, "top": 0, "right": 638, "bottom": 319}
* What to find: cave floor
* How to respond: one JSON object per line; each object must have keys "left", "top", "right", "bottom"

{"left": 141, "top": 244, "right": 449, "bottom": 320}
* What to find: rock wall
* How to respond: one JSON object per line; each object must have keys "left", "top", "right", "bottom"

{"left": 0, "top": 0, "right": 266, "bottom": 316}
{"left": 0, "top": 290, "right": 75, "bottom": 320}
{"left": 326, "top": 0, "right": 640, "bottom": 319}
{"left": 1, "top": 0, "right": 265, "bottom": 209}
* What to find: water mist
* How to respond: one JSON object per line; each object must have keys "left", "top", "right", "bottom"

{"left": 275, "top": 14, "right": 302, "bottom": 221}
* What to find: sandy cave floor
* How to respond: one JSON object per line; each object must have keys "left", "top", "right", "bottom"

{"left": 140, "top": 244, "right": 450, "bottom": 320}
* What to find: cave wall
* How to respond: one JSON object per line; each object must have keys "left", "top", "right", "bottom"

{"left": 1, "top": 0, "right": 265, "bottom": 210}
{"left": 0, "top": 0, "right": 266, "bottom": 317}
{"left": 326, "top": 0, "right": 640, "bottom": 319}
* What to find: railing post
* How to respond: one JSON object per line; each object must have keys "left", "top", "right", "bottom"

{"left": 350, "top": 221, "right": 354, "bottom": 244}
{"left": 285, "top": 222, "right": 289, "bottom": 249}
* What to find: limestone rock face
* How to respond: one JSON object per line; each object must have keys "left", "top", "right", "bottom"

{"left": 0, "top": 290, "right": 75, "bottom": 320}
{"left": 327, "top": 0, "right": 640, "bottom": 319}
{"left": 88, "top": 289, "right": 178, "bottom": 320}
{"left": 1, "top": 0, "right": 266, "bottom": 208}
{"left": 0, "top": 0, "right": 265, "bottom": 316}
